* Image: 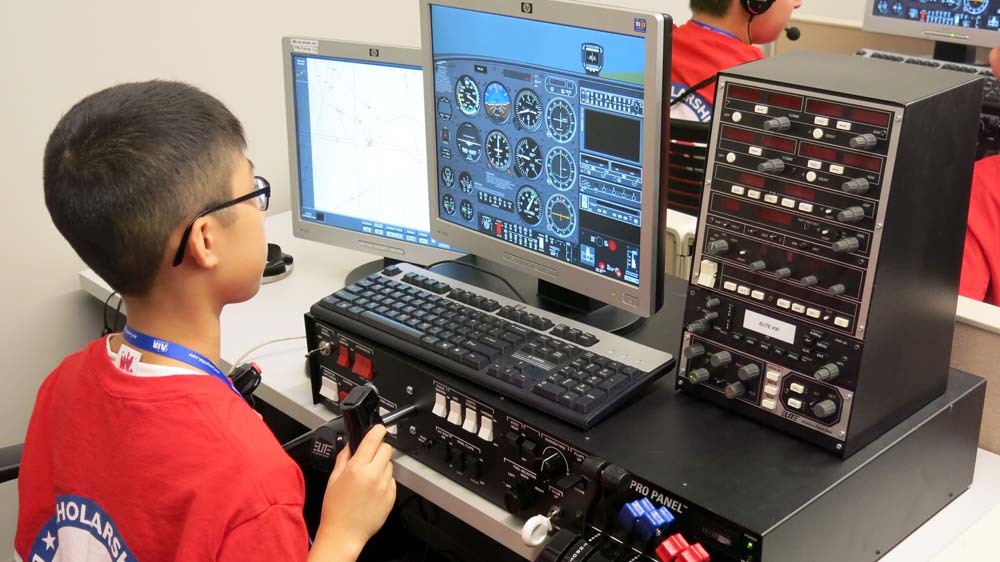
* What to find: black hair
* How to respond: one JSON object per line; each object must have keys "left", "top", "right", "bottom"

{"left": 44, "top": 80, "right": 246, "bottom": 296}
{"left": 690, "top": 0, "right": 734, "bottom": 17}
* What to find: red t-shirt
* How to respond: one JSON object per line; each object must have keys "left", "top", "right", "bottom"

{"left": 670, "top": 21, "right": 764, "bottom": 122}
{"left": 960, "top": 155, "right": 1000, "bottom": 304}
{"left": 15, "top": 337, "right": 309, "bottom": 561}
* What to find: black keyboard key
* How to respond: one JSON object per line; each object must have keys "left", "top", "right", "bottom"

{"left": 334, "top": 301, "right": 352, "bottom": 315}
{"left": 479, "top": 335, "right": 511, "bottom": 353}
{"left": 598, "top": 368, "right": 616, "bottom": 379}
{"left": 598, "top": 374, "right": 629, "bottom": 394}
{"left": 551, "top": 325, "right": 568, "bottom": 338}
{"left": 395, "top": 315, "right": 412, "bottom": 325}
{"left": 359, "top": 310, "right": 424, "bottom": 344}
{"left": 500, "top": 367, "right": 520, "bottom": 383}
{"left": 462, "top": 340, "right": 500, "bottom": 361}
{"left": 565, "top": 328, "right": 582, "bottom": 341}
{"left": 382, "top": 265, "right": 402, "bottom": 276}
{"left": 497, "top": 305, "right": 514, "bottom": 319}
{"left": 508, "top": 325, "right": 533, "bottom": 340}
{"left": 570, "top": 359, "right": 588, "bottom": 370}
{"left": 558, "top": 392, "right": 581, "bottom": 408}
{"left": 533, "top": 316, "right": 554, "bottom": 331}
{"left": 510, "top": 373, "right": 530, "bottom": 388}
{"left": 584, "top": 375, "right": 602, "bottom": 387}
{"left": 487, "top": 364, "right": 502, "bottom": 378}
{"left": 621, "top": 366, "right": 641, "bottom": 379}
{"left": 547, "top": 373, "right": 565, "bottom": 384}
{"left": 462, "top": 351, "right": 490, "bottom": 370}
{"left": 534, "top": 382, "right": 563, "bottom": 401}
{"left": 448, "top": 345, "right": 466, "bottom": 362}
{"left": 593, "top": 356, "right": 610, "bottom": 367}
{"left": 572, "top": 390, "right": 607, "bottom": 413}
{"left": 318, "top": 295, "right": 341, "bottom": 311}
{"left": 347, "top": 306, "right": 365, "bottom": 319}
{"left": 420, "top": 278, "right": 437, "bottom": 291}
{"left": 583, "top": 363, "right": 601, "bottom": 376}
{"left": 334, "top": 290, "right": 360, "bottom": 302}
{"left": 432, "top": 282, "right": 451, "bottom": 294}
{"left": 482, "top": 299, "right": 501, "bottom": 312}
{"left": 403, "top": 272, "right": 419, "bottom": 282}
{"left": 572, "top": 383, "right": 591, "bottom": 395}
{"left": 558, "top": 378, "right": 577, "bottom": 390}
{"left": 548, "top": 351, "right": 568, "bottom": 364}
{"left": 374, "top": 305, "right": 392, "bottom": 316}
{"left": 416, "top": 322, "right": 433, "bottom": 332}
{"left": 578, "top": 333, "right": 599, "bottom": 347}
{"left": 508, "top": 309, "right": 526, "bottom": 322}
{"left": 420, "top": 335, "right": 441, "bottom": 350}
{"left": 469, "top": 295, "right": 485, "bottom": 309}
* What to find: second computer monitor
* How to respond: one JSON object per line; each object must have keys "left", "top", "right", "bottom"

{"left": 863, "top": 0, "right": 1000, "bottom": 49}
{"left": 283, "top": 37, "right": 462, "bottom": 265}
{"left": 421, "top": 0, "right": 669, "bottom": 317}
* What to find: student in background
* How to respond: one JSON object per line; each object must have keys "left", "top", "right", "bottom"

{"left": 671, "top": 0, "right": 802, "bottom": 122}
{"left": 960, "top": 46, "right": 1000, "bottom": 304}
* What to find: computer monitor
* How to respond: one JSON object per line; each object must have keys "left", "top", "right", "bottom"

{"left": 421, "top": 0, "right": 669, "bottom": 317}
{"left": 283, "top": 37, "right": 463, "bottom": 265}
{"left": 863, "top": 0, "right": 1000, "bottom": 58}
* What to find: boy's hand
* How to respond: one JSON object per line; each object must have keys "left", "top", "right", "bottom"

{"left": 310, "top": 425, "right": 396, "bottom": 562}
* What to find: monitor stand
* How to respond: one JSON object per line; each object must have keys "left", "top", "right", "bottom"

{"left": 933, "top": 40, "right": 977, "bottom": 64}
{"left": 344, "top": 254, "right": 644, "bottom": 335}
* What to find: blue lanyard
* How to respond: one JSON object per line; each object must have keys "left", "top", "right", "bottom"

{"left": 690, "top": 19, "right": 741, "bottom": 41}
{"left": 121, "top": 325, "right": 241, "bottom": 398}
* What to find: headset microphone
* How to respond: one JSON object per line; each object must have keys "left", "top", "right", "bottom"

{"left": 785, "top": 26, "right": 801, "bottom": 41}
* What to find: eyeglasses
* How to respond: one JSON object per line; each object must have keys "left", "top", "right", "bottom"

{"left": 172, "top": 176, "right": 271, "bottom": 267}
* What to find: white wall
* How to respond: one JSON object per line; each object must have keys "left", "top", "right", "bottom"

{"left": 794, "top": 0, "right": 868, "bottom": 27}
{"left": 0, "top": 0, "right": 420, "bottom": 557}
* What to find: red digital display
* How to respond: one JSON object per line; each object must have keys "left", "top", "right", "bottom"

{"left": 842, "top": 151, "right": 882, "bottom": 172}
{"left": 761, "top": 133, "right": 796, "bottom": 153}
{"left": 783, "top": 183, "right": 816, "bottom": 201}
{"left": 729, "top": 85, "right": 763, "bottom": 103}
{"left": 806, "top": 99, "right": 846, "bottom": 118}
{"left": 768, "top": 92, "right": 804, "bottom": 110}
{"left": 800, "top": 143, "right": 837, "bottom": 161}
{"left": 758, "top": 208, "right": 794, "bottom": 225}
{"left": 721, "top": 126, "right": 756, "bottom": 144}
{"left": 722, "top": 197, "right": 743, "bottom": 212}
{"left": 738, "top": 173, "right": 766, "bottom": 188}
{"left": 849, "top": 107, "right": 891, "bottom": 128}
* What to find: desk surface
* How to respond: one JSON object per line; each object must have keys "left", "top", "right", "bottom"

{"left": 79, "top": 211, "right": 1000, "bottom": 561}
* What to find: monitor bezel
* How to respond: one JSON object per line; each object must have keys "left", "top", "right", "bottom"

{"left": 419, "top": 0, "right": 667, "bottom": 317}
{"left": 861, "top": 0, "right": 1000, "bottom": 49}
{"left": 282, "top": 36, "right": 463, "bottom": 266}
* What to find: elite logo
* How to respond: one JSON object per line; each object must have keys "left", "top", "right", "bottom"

{"left": 24, "top": 495, "right": 136, "bottom": 562}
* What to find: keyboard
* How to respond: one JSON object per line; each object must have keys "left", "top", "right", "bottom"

{"left": 309, "top": 262, "right": 674, "bottom": 429}
{"left": 855, "top": 48, "right": 1000, "bottom": 113}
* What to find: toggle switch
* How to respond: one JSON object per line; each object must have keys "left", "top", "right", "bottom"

{"left": 447, "top": 399, "right": 463, "bottom": 426}
{"left": 477, "top": 417, "right": 494, "bottom": 442}
{"left": 462, "top": 407, "right": 479, "bottom": 434}
{"left": 432, "top": 393, "right": 448, "bottom": 417}
{"left": 351, "top": 353, "right": 373, "bottom": 380}
{"left": 697, "top": 259, "right": 719, "bottom": 288}
{"left": 336, "top": 345, "right": 351, "bottom": 368}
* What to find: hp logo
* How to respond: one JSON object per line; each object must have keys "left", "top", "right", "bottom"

{"left": 369, "top": 48, "right": 380, "bottom": 57}
{"left": 521, "top": 2, "right": 533, "bottom": 14}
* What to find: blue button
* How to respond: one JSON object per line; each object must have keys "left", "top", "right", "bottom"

{"left": 637, "top": 509, "right": 666, "bottom": 540}
{"left": 655, "top": 506, "right": 675, "bottom": 527}
{"left": 618, "top": 500, "right": 646, "bottom": 531}
{"left": 637, "top": 497, "right": 656, "bottom": 514}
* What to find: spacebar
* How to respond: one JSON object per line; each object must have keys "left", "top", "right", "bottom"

{"left": 359, "top": 311, "right": 424, "bottom": 344}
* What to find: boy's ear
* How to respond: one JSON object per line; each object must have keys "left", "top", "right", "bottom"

{"left": 185, "top": 217, "right": 220, "bottom": 269}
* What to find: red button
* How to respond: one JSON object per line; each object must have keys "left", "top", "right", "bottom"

{"left": 336, "top": 345, "right": 350, "bottom": 368}
{"left": 352, "top": 354, "right": 373, "bottom": 380}
{"left": 655, "top": 534, "right": 690, "bottom": 562}
{"left": 677, "top": 543, "right": 710, "bottom": 562}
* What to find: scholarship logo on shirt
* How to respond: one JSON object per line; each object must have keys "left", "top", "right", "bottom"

{"left": 670, "top": 81, "right": 713, "bottom": 123}
{"left": 25, "top": 495, "right": 136, "bottom": 562}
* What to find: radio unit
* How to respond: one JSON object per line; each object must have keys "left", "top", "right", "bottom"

{"left": 678, "top": 52, "right": 983, "bottom": 456}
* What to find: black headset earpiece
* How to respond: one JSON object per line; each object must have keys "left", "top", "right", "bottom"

{"left": 740, "top": 0, "right": 776, "bottom": 16}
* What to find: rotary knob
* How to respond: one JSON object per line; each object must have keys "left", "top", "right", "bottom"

{"left": 842, "top": 178, "right": 871, "bottom": 195}
{"left": 814, "top": 363, "right": 841, "bottom": 382}
{"left": 849, "top": 133, "right": 878, "bottom": 150}
{"left": 536, "top": 448, "right": 568, "bottom": 481}
{"left": 757, "top": 158, "right": 786, "bottom": 174}
{"left": 709, "top": 351, "right": 732, "bottom": 369}
{"left": 831, "top": 237, "right": 860, "bottom": 254}
{"left": 773, "top": 267, "right": 792, "bottom": 280}
{"left": 686, "top": 368, "right": 711, "bottom": 384}
{"left": 724, "top": 381, "right": 747, "bottom": 399}
{"left": 705, "top": 297, "right": 722, "bottom": 309}
{"left": 763, "top": 116, "right": 791, "bottom": 132}
{"left": 747, "top": 259, "right": 767, "bottom": 272}
{"left": 812, "top": 399, "right": 839, "bottom": 419}
{"left": 828, "top": 283, "right": 847, "bottom": 296}
{"left": 683, "top": 343, "right": 706, "bottom": 359}
{"left": 686, "top": 318, "right": 713, "bottom": 335}
{"left": 737, "top": 363, "right": 761, "bottom": 381}
{"left": 706, "top": 239, "right": 730, "bottom": 256}
{"left": 800, "top": 275, "right": 819, "bottom": 287}
{"left": 837, "top": 206, "right": 866, "bottom": 224}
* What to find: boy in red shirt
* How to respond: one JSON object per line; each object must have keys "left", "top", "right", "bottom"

{"left": 16, "top": 81, "right": 395, "bottom": 562}
{"left": 671, "top": 0, "right": 802, "bottom": 122}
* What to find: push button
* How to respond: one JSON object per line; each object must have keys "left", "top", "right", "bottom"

{"left": 351, "top": 353, "right": 373, "bottom": 380}
{"left": 336, "top": 345, "right": 351, "bottom": 368}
